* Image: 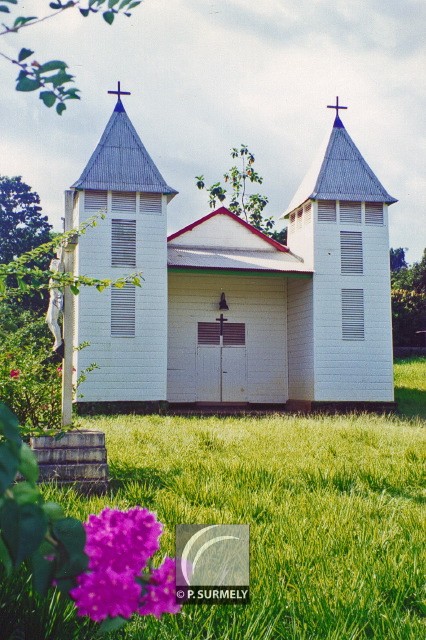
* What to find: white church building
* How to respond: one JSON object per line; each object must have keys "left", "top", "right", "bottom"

{"left": 67, "top": 94, "right": 397, "bottom": 412}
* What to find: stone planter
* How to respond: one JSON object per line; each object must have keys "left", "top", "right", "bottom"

{"left": 30, "top": 430, "right": 108, "bottom": 493}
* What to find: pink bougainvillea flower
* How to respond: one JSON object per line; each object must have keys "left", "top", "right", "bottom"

{"left": 70, "top": 567, "right": 141, "bottom": 622}
{"left": 9, "top": 369, "right": 20, "bottom": 378}
{"left": 84, "top": 507, "right": 163, "bottom": 574}
{"left": 70, "top": 507, "right": 180, "bottom": 624}
{"left": 57, "top": 366, "right": 62, "bottom": 374}
{"left": 138, "top": 557, "right": 181, "bottom": 618}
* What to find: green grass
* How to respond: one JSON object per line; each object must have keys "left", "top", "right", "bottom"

{"left": 4, "top": 359, "right": 426, "bottom": 639}
{"left": 395, "top": 357, "right": 426, "bottom": 418}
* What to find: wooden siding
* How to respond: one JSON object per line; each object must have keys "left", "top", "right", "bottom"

{"left": 74, "top": 191, "right": 168, "bottom": 402}
{"left": 312, "top": 201, "right": 394, "bottom": 401}
{"left": 167, "top": 273, "right": 288, "bottom": 403}
{"left": 287, "top": 278, "right": 314, "bottom": 400}
{"left": 168, "top": 214, "right": 276, "bottom": 251}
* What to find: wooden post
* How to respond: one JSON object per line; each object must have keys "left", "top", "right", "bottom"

{"left": 62, "top": 191, "right": 77, "bottom": 428}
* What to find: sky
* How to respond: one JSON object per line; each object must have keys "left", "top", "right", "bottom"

{"left": 0, "top": 0, "right": 425, "bottom": 262}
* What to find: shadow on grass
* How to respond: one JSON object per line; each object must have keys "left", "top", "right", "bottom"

{"left": 395, "top": 387, "right": 426, "bottom": 419}
{"left": 108, "top": 463, "right": 181, "bottom": 500}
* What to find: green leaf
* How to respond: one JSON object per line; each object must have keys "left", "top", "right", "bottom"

{"left": 38, "top": 60, "right": 67, "bottom": 73}
{"left": 0, "top": 501, "right": 48, "bottom": 567}
{"left": 54, "top": 576, "right": 74, "bottom": 595}
{"left": 53, "top": 518, "right": 88, "bottom": 578}
{"left": 127, "top": 0, "right": 141, "bottom": 8}
{"left": 56, "top": 102, "right": 66, "bottom": 115}
{"left": 79, "top": 8, "right": 89, "bottom": 16}
{"left": 42, "top": 501, "right": 65, "bottom": 522}
{"left": 0, "top": 443, "right": 20, "bottom": 493}
{"left": 17, "top": 444, "right": 39, "bottom": 484}
{"left": 18, "top": 48, "right": 34, "bottom": 62}
{"left": 103, "top": 10, "right": 114, "bottom": 24}
{"left": 46, "top": 71, "right": 73, "bottom": 88}
{"left": 39, "top": 91, "right": 56, "bottom": 108}
{"left": 12, "top": 481, "right": 40, "bottom": 505}
{"left": 0, "top": 535, "right": 13, "bottom": 575}
{"left": 108, "top": 0, "right": 120, "bottom": 7}
{"left": 0, "top": 403, "right": 21, "bottom": 444}
{"left": 69, "top": 283, "right": 79, "bottom": 294}
{"left": 0, "top": 6, "right": 10, "bottom": 13}
{"left": 31, "top": 541, "right": 56, "bottom": 596}
{"left": 97, "top": 617, "right": 128, "bottom": 636}
{"left": 14, "top": 16, "right": 37, "bottom": 28}
{"left": 16, "top": 76, "right": 41, "bottom": 92}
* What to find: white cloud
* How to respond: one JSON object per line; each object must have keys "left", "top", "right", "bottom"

{"left": 0, "top": 0, "right": 424, "bottom": 261}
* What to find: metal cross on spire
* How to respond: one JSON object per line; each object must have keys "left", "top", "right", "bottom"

{"left": 327, "top": 96, "right": 348, "bottom": 117}
{"left": 108, "top": 81, "right": 131, "bottom": 101}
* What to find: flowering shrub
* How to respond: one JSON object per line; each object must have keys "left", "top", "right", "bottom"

{"left": 0, "top": 310, "right": 98, "bottom": 436}
{"left": 0, "top": 403, "right": 181, "bottom": 636}
{"left": 0, "top": 312, "right": 62, "bottom": 434}
{"left": 71, "top": 508, "right": 180, "bottom": 623}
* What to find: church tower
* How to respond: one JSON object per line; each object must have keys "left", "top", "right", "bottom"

{"left": 69, "top": 86, "right": 177, "bottom": 409}
{"left": 284, "top": 100, "right": 397, "bottom": 407}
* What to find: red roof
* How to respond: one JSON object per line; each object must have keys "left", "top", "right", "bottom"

{"left": 167, "top": 207, "right": 288, "bottom": 252}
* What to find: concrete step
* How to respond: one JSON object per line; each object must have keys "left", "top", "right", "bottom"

{"left": 30, "top": 430, "right": 105, "bottom": 449}
{"left": 37, "top": 463, "right": 109, "bottom": 481}
{"left": 33, "top": 447, "right": 107, "bottom": 465}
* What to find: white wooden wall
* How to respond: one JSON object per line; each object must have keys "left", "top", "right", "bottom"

{"left": 167, "top": 273, "right": 288, "bottom": 403}
{"left": 169, "top": 215, "right": 276, "bottom": 251}
{"left": 287, "top": 278, "right": 315, "bottom": 400}
{"left": 286, "top": 200, "right": 394, "bottom": 402}
{"left": 312, "top": 201, "right": 394, "bottom": 401}
{"left": 73, "top": 191, "right": 168, "bottom": 402}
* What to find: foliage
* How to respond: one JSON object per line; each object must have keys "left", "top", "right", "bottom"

{"left": 0, "top": 308, "right": 99, "bottom": 435}
{"left": 0, "top": 212, "right": 142, "bottom": 301}
{"left": 390, "top": 247, "right": 426, "bottom": 346}
{"left": 196, "top": 144, "right": 287, "bottom": 244}
{"left": 0, "top": 0, "right": 143, "bottom": 114}
{"left": 0, "top": 312, "right": 63, "bottom": 435}
{"left": 0, "top": 176, "right": 52, "bottom": 264}
{"left": 391, "top": 288, "right": 426, "bottom": 347}
{"left": 0, "top": 404, "right": 179, "bottom": 637}
{"left": 390, "top": 247, "right": 408, "bottom": 272}
{"left": 0, "top": 175, "right": 54, "bottom": 313}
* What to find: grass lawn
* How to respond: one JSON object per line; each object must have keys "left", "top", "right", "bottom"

{"left": 3, "top": 358, "right": 426, "bottom": 639}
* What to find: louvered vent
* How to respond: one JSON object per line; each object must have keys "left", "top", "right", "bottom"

{"left": 223, "top": 323, "right": 245, "bottom": 346}
{"left": 111, "top": 219, "right": 136, "bottom": 267}
{"left": 111, "top": 191, "right": 136, "bottom": 213}
{"left": 198, "top": 323, "right": 220, "bottom": 345}
{"left": 340, "top": 231, "right": 363, "bottom": 274}
{"left": 140, "top": 193, "right": 162, "bottom": 215}
{"left": 289, "top": 212, "right": 296, "bottom": 233}
{"left": 365, "top": 202, "right": 384, "bottom": 225}
{"left": 318, "top": 200, "right": 337, "bottom": 222}
{"left": 84, "top": 190, "right": 107, "bottom": 212}
{"left": 340, "top": 201, "right": 361, "bottom": 224}
{"left": 111, "top": 284, "right": 136, "bottom": 337}
{"left": 342, "top": 289, "right": 364, "bottom": 340}
{"left": 296, "top": 208, "right": 303, "bottom": 230}
{"left": 304, "top": 202, "right": 312, "bottom": 224}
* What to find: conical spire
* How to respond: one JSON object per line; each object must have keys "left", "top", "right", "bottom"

{"left": 71, "top": 99, "right": 177, "bottom": 196}
{"left": 284, "top": 111, "right": 397, "bottom": 215}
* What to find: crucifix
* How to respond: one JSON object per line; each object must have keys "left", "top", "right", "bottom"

{"left": 327, "top": 96, "right": 348, "bottom": 117}
{"left": 216, "top": 313, "right": 228, "bottom": 336}
{"left": 108, "top": 81, "right": 131, "bottom": 101}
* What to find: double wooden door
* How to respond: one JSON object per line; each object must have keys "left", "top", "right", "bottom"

{"left": 196, "top": 320, "right": 247, "bottom": 402}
